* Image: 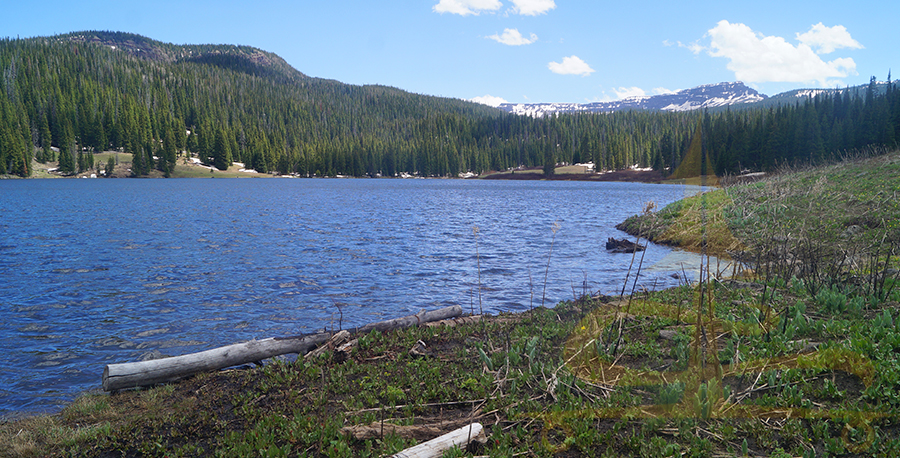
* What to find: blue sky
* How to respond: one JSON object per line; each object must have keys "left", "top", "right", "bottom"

{"left": 4, "top": 0, "right": 896, "bottom": 105}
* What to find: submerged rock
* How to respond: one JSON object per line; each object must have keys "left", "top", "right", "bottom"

{"left": 606, "top": 237, "right": 645, "bottom": 253}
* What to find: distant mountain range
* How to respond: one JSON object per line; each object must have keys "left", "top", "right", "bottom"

{"left": 497, "top": 80, "right": 894, "bottom": 117}
{"left": 498, "top": 82, "right": 767, "bottom": 116}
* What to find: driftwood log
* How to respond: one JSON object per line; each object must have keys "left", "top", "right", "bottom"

{"left": 390, "top": 423, "right": 485, "bottom": 458}
{"left": 102, "top": 332, "right": 330, "bottom": 391}
{"left": 346, "top": 305, "right": 463, "bottom": 334}
{"left": 103, "top": 305, "right": 463, "bottom": 392}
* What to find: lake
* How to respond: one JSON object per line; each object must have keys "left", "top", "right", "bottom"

{"left": 0, "top": 177, "right": 708, "bottom": 417}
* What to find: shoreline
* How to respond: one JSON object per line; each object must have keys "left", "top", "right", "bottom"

{"left": 14, "top": 153, "right": 670, "bottom": 183}
{"left": 481, "top": 167, "right": 664, "bottom": 183}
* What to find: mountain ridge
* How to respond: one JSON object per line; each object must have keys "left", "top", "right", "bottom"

{"left": 54, "top": 30, "right": 308, "bottom": 83}
{"left": 498, "top": 82, "right": 768, "bottom": 116}
{"left": 497, "top": 80, "right": 897, "bottom": 117}
{"left": 49, "top": 31, "right": 889, "bottom": 118}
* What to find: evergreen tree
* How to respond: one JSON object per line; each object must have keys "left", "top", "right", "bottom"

{"left": 39, "top": 113, "right": 53, "bottom": 162}
{"left": 542, "top": 142, "right": 555, "bottom": 178}
{"left": 213, "top": 127, "right": 232, "bottom": 171}
{"left": 96, "top": 121, "right": 107, "bottom": 153}
{"left": 57, "top": 122, "right": 76, "bottom": 175}
{"left": 158, "top": 127, "right": 177, "bottom": 176}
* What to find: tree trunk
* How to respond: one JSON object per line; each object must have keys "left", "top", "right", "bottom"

{"left": 103, "top": 333, "right": 330, "bottom": 391}
{"left": 102, "top": 305, "right": 463, "bottom": 392}
{"left": 390, "top": 423, "right": 485, "bottom": 458}
{"left": 347, "top": 305, "right": 463, "bottom": 334}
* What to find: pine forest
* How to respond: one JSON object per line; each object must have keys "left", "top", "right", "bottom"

{"left": 0, "top": 31, "right": 898, "bottom": 179}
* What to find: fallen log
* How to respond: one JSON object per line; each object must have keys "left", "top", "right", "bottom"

{"left": 390, "top": 423, "right": 485, "bottom": 458}
{"left": 102, "top": 305, "right": 463, "bottom": 392}
{"left": 347, "top": 305, "right": 463, "bottom": 334}
{"left": 102, "top": 332, "right": 331, "bottom": 392}
{"left": 305, "top": 330, "right": 351, "bottom": 360}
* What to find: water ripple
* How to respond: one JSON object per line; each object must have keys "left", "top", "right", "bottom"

{"left": 0, "top": 178, "right": 707, "bottom": 417}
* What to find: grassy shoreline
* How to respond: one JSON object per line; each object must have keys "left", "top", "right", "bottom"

{"left": 14, "top": 154, "right": 667, "bottom": 182}
{"left": 4, "top": 151, "right": 900, "bottom": 457}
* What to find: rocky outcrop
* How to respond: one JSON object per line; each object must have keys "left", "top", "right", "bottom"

{"left": 606, "top": 237, "right": 645, "bottom": 253}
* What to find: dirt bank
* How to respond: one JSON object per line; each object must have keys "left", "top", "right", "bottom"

{"left": 482, "top": 168, "right": 664, "bottom": 183}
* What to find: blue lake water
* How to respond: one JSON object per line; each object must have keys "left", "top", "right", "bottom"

{"left": 0, "top": 177, "right": 706, "bottom": 417}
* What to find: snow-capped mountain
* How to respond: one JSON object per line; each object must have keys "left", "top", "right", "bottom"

{"left": 498, "top": 82, "right": 767, "bottom": 117}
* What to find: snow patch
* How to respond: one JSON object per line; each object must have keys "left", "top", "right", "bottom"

{"left": 500, "top": 81, "right": 767, "bottom": 117}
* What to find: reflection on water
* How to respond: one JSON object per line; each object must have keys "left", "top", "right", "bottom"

{"left": 0, "top": 178, "right": 706, "bottom": 416}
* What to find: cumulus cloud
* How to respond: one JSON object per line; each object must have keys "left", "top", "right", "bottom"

{"left": 613, "top": 87, "right": 647, "bottom": 99}
{"left": 487, "top": 28, "right": 537, "bottom": 45}
{"left": 510, "top": 0, "right": 556, "bottom": 15}
{"left": 679, "top": 40, "right": 706, "bottom": 55}
{"left": 433, "top": 0, "right": 502, "bottom": 16}
{"left": 548, "top": 55, "right": 595, "bottom": 76}
{"left": 593, "top": 86, "right": 677, "bottom": 102}
{"left": 470, "top": 95, "right": 509, "bottom": 107}
{"left": 703, "top": 20, "right": 860, "bottom": 86}
{"left": 796, "top": 22, "right": 863, "bottom": 54}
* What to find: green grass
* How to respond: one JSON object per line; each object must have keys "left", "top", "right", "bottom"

{"left": 618, "top": 187, "right": 742, "bottom": 257}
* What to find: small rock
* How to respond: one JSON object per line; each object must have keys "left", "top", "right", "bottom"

{"left": 659, "top": 330, "right": 679, "bottom": 341}
{"left": 606, "top": 237, "right": 645, "bottom": 253}
{"left": 139, "top": 350, "right": 168, "bottom": 361}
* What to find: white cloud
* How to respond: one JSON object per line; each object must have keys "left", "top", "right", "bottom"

{"left": 470, "top": 95, "right": 508, "bottom": 107}
{"left": 680, "top": 40, "right": 706, "bottom": 55}
{"left": 613, "top": 87, "right": 646, "bottom": 99}
{"left": 510, "top": 0, "right": 556, "bottom": 15}
{"left": 594, "top": 86, "right": 677, "bottom": 102}
{"left": 487, "top": 28, "right": 537, "bottom": 46}
{"left": 796, "top": 22, "right": 863, "bottom": 54}
{"left": 433, "top": 0, "right": 502, "bottom": 16}
{"left": 705, "top": 20, "right": 860, "bottom": 86}
{"left": 548, "top": 55, "right": 595, "bottom": 76}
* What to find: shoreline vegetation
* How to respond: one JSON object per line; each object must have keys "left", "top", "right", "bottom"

{"left": 4, "top": 149, "right": 900, "bottom": 457}
{"left": 8, "top": 152, "right": 669, "bottom": 183}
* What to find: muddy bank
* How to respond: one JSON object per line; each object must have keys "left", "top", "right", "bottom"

{"left": 482, "top": 168, "right": 663, "bottom": 183}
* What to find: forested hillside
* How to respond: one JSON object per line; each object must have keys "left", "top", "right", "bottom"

{"left": 0, "top": 31, "right": 897, "bottom": 178}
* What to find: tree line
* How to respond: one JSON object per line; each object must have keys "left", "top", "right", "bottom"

{"left": 0, "top": 32, "right": 897, "bottom": 179}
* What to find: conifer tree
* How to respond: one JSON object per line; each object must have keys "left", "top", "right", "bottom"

{"left": 542, "top": 143, "right": 555, "bottom": 178}
{"left": 57, "top": 123, "right": 76, "bottom": 175}
{"left": 213, "top": 127, "right": 232, "bottom": 171}
{"left": 96, "top": 121, "right": 107, "bottom": 153}
{"left": 39, "top": 114, "right": 53, "bottom": 162}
